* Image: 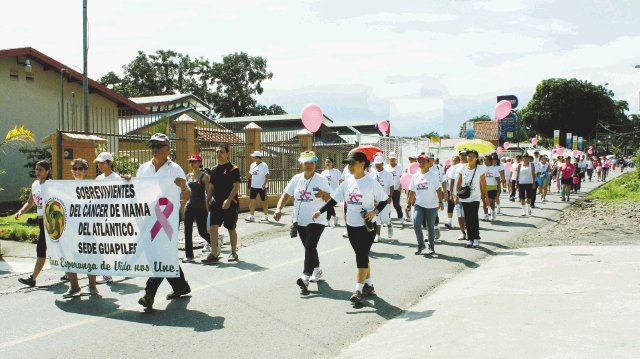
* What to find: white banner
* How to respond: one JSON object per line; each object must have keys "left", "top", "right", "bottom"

{"left": 42, "top": 178, "right": 180, "bottom": 278}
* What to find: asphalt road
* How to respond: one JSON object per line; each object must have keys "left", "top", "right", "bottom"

{"left": 0, "top": 175, "right": 615, "bottom": 358}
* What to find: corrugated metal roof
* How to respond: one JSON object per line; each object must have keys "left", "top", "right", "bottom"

{"left": 130, "top": 94, "right": 193, "bottom": 104}
{"left": 119, "top": 108, "right": 228, "bottom": 135}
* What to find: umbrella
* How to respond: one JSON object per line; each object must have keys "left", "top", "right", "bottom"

{"left": 454, "top": 139, "right": 495, "bottom": 155}
{"left": 350, "top": 145, "right": 383, "bottom": 162}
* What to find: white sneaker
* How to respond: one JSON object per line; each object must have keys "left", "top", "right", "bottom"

{"left": 435, "top": 227, "right": 440, "bottom": 239}
{"left": 496, "top": 205, "right": 501, "bottom": 214}
{"left": 342, "top": 232, "right": 349, "bottom": 238}
{"left": 491, "top": 211, "right": 496, "bottom": 222}
{"left": 309, "top": 268, "right": 323, "bottom": 282}
{"left": 484, "top": 214, "right": 490, "bottom": 221}
{"left": 457, "top": 233, "right": 467, "bottom": 241}
{"left": 246, "top": 215, "right": 255, "bottom": 222}
{"left": 260, "top": 216, "right": 269, "bottom": 222}
{"left": 521, "top": 211, "right": 527, "bottom": 217}
{"left": 202, "top": 243, "right": 211, "bottom": 253}
{"left": 387, "top": 226, "right": 393, "bottom": 238}
{"left": 473, "top": 239, "right": 480, "bottom": 248}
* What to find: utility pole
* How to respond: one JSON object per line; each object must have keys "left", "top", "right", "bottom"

{"left": 82, "top": 0, "right": 89, "bottom": 132}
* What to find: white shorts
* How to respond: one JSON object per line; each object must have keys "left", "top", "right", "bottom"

{"left": 455, "top": 203, "right": 464, "bottom": 218}
{"left": 376, "top": 205, "right": 391, "bottom": 225}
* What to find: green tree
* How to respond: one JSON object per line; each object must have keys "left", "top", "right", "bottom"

{"left": 420, "top": 131, "right": 451, "bottom": 139}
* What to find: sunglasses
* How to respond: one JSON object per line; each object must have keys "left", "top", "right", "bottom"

{"left": 150, "top": 143, "right": 168, "bottom": 149}
{"left": 72, "top": 167, "right": 85, "bottom": 171}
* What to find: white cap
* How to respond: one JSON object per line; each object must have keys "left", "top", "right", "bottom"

{"left": 94, "top": 152, "right": 113, "bottom": 163}
{"left": 149, "top": 133, "right": 170, "bottom": 144}
{"left": 250, "top": 150, "right": 263, "bottom": 157}
{"left": 388, "top": 152, "right": 398, "bottom": 159}
{"left": 373, "top": 156, "right": 385, "bottom": 164}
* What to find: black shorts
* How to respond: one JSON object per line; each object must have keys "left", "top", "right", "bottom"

{"left": 249, "top": 187, "right": 267, "bottom": 201}
{"left": 487, "top": 190, "right": 498, "bottom": 199}
{"left": 561, "top": 178, "right": 573, "bottom": 185}
{"left": 447, "top": 199, "right": 455, "bottom": 213}
{"left": 37, "top": 217, "right": 46, "bottom": 258}
{"left": 209, "top": 201, "right": 239, "bottom": 230}
{"left": 518, "top": 184, "right": 534, "bottom": 200}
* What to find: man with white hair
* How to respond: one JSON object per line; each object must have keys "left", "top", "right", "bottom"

{"left": 371, "top": 155, "right": 394, "bottom": 242}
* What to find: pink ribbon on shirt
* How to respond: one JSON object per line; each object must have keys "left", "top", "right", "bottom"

{"left": 151, "top": 197, "right": 174, "bottom": 241}
{"left": 348, "top": 191, "right": 363, "bottom": 202}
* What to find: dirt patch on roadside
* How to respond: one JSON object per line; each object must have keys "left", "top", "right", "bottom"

{"left": 510, "top": 198, "right": 640, "bottom": 248}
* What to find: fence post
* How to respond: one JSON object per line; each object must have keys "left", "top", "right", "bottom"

{"left": 244, "top": 122, "right": 262, "bottom": 176}
{"left": 297, "top": 129, "right": 313, "bottom": 151}
{"left": 175, "top": 116, "right": 196, "bottom": 173}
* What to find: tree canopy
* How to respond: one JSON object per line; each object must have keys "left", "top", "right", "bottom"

{"left": 99, "top": 50, "right": 286, "bottom": 117}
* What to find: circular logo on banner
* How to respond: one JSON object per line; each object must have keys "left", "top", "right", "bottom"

{"left": 44, "top": 199, "right": 66, "bottom": 241}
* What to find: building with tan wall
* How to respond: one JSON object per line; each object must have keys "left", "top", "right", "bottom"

{"left": 0, "top": 47, "right": 146, "bottom": 204}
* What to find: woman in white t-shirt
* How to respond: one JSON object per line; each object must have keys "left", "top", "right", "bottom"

{"left": 455, "top": 150, "right": 487, "bottom": 249}
{"left": 320, "top": 158, "right": 342, "bottom": 227}
{"left": 313, "top": 151, "right": 389, "bottom": 305}
{"left": 16, "top": 160, "right": 51, "bottom": 287}
{"left": 275, "top": 151, "right": 333, "bottom": 294}
{"left": 516, "top": 154, "right": 536, "bottom": 216}
{"left": 407, "top": 155, "right": 444, "bottom": 255}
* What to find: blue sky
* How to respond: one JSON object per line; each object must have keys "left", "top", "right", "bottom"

{"left": 3, "top": 0, "right": 640, "bottom": 137}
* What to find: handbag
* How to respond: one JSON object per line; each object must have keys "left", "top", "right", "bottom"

{"left": 458, "top": 166, "right": 477, "bottom": 199}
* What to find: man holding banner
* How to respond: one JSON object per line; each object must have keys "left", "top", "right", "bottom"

{"left": 136, "top": 133, "right": 191, "bottom": 310}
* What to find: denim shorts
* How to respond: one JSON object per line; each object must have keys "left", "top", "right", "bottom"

{"left": 454, "top": 203, "right": 465, "bottom": 218}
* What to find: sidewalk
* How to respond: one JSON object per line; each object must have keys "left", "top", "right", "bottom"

{"left": 338, "top": 245, "right": 640, "bottom": 358}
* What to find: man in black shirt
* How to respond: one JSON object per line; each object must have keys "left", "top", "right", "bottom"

{"left": 203, "top": 144, "right": 240, "bottom": 264}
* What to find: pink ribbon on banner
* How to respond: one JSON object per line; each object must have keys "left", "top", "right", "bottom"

{"left": 151, "top": 197, "right": 174, "bottom": 241}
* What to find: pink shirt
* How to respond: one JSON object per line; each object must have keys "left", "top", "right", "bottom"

{"left": 560, "top": 163, "right": 575, "bottom": 179}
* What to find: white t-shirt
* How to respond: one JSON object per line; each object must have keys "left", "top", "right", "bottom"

{"left": 331, "top": 175, "right": 389, "bottom": 227}
{"left": 458, "top": 164, "right": 486, "bottom": 203}
{"left": 340, "top": 165, "right": 351, "bottom": 181}
{"left": 503, "top": 163, "right": 511, "bottom": 182}
{"left": 284, "top": 173, "right": 333, "bottom": 227}
{"left": 450, "top": 163, "right": 465, "bottom": 195}
{"left": 536, "top": 162, "right": 550, "bottom": 175}
{"left": 370, "top": 168, "right": 394, "bottom": 195}
{"left": 320, "top": 168, "right": 342, "bottom": 190}
{"left": 484, "top": 166, "right": 500, "bottom": 186}
{"left": 96, "top": 172, "right": 122, "bottom": 181}
{"left": 586, "top": 161, "right": 594, "bottom": 170}
{"left": 386, "top": 164, "right": 402, "bottom": 189}
{"left": 31, "top": 180, "right": 44, "bottom": 216}
{"left": 136, "top": 159, "right": 186, "bottom": 180}
{"left": 517, "top": 163, "right": 534, "bottom": 184}
{"left": 249, "top": 162, "right": 269, "bottom": 188}
{"left": 410, "top": 171, "right": 441, "bottom": 209}
{"left": 429, "top": 166, "right": 446, "bottom": 185}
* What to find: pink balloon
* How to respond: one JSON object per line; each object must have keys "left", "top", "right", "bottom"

{"left": 400, "top": 173, "right": 413, "bottom": 191}
{"left": 301, "top": 103, "right": 324, "bottom": 133}
{"left": 588, "top": 148, "right": 593, "bottom": 154}
{"left": 409, "top": 162, "right": 420, "bottom": 174}
{"left": 377, "top": 120, "right": 390, "bottom": 136}
{"left": 552, "top": 149, "right": 557, "bottom": 154}
{"left": 444, "top": 159, "right": 452, "bottom": 166}
{"left": 557, "top": 148, "right": 565, "bottom": 155}
{"left": 505, "top": 162, "right": 512, "bottom": 172}
{"left": 495, "top": 100, "right": 512, "bottom": 120}
{"left": 532, "top": 137, "right": 538, "bottom": 146}
{"left": 503, "top": 141, "right": 510, "bottom": 150}
{"left": 589, "top": 145, "right": 593, "bottom": 149}
{"left": 572, "top": 150, "right": 579, "bottom": 158}
{"left": 496, "top": 147, "right": 503, "bottom": 155}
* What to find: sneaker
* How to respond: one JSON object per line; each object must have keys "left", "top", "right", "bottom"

{"left": 296, "top": 277, "right": 309, "bottom": 292}
{"left": 414, "top": 246, "right": 426, "bottom": 255}
{"left": 62, "top": 287, "right": 82, "bottom": 298}
{"left": 404, "top": 217, "right": 412, "bottom": 223}
{"left": 427, "top": 245, "right": 436, "bottom": 255}
{"left": 201, "top": 254, "right": 220, "bottom": 265}
{"left": 60, "top": 274, "right": 69, "bottom": 281}
{"left": 561, "top": 197, "right": 565, "bottom": 201}
{"left": 138, "top": 295, "right": 154, "bottom": 310}
{"left": 465, "top": 240, "right": 474, "bottom": 248}
{"left": 101, "top": 275, "right": 113, "bottom": 284}
{"left": 342, "top": 232, "right": 349, "bottom": 238}
{"left": 88, "top": 287, "right": 99, "bottom": 295}
{"left": 166, "top": 283, "right": 191, "bottom": 300}
{"left": 260, "top": 216, "right": 269, "bottom": 222}
{"left": 182, "top": 257, "right": 196, "bottom": 263}
{"left": 246, "top": 215, "right": 255, "bottom": 222}
{"left": 435, "top": 227, "right": 441, "bottom": 240}
{"left": 374, "top": 235, "right": 380, "bottom": 243}
{"left": 228, "top": 252, "right": 239, "bottom": 262}
{"left": 350, "top": 290, "right": 363, "bottom": 304}
{"left": 387, "top": 226, "right": 394, "bottom": 239}
{"left": 491, "top": 212, "right": 496, "bottom": 222}
{"left": 521, "top": 211, "right": 527, "bottom": 217}
{"left": 496, "top": 205, "right": 501, "bottom": 214}
{"left": 483, "top": 214, "right": 490, "bottom": 221}
{"left": 362, "top": 283, "right": 376, "bottom": 297}
{"left": 309, "top": 268, "right": 323, "bottom": 282}
{"left": 444, "top": 223, "right": 452, "bottom": 229}
{"left": 202, "top": 243, "right": 211, "bottom": 253}
{"left": 18, "top": 275, "right": 36, "bottom": 287}
{"left": 473, "top": 240, "right": 480, "bottom": 248}
{"left": 457, "top": 233, "right": 467, "bottom": 241}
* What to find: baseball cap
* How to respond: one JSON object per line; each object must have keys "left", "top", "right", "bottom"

{"left": 343, "top": 151, "right": 368, "bottom": 164}
{"left": 298, "top": 151, "right": 318, "bottom": 163}
{"left": 250, "top": 150, "right": 263, "bottom": 157}
{"left": 149, "top": 133, "right": 170, "bottom": 144}
{"left": 408, "top": 155, "right": 416, "bottom": 160}
{"left": 459, "top": 149, "right": 468, "bottom": 155}
{"left": 188, "top": 154, "right": 203, "bottom": 162}
{"left": 417, "top": 154, "right": 430, "bottom": 161}
{"left": 388, "top": 152, "right": 398, "bottom": 159}
{"left": 373, "top": 156, "right": 385, "bottom": 164}
{"left": 94, "top": 152, "right": 113, "bottom": 163}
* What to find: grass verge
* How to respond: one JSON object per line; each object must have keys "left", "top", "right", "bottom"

{"left": 589, "top": 171, "right": 640, "bottom": 201}
{"left": 0, "top": 213, "right": 39, "bottom": 241}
